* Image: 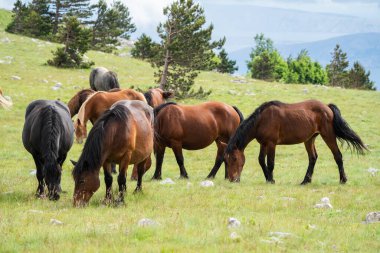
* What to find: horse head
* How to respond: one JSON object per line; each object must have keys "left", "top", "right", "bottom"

{"left": 74, "top": 118, "right": 87, "bottom": 144}
{"left": 149, "top": 88, "right": 174, "bottom": 107}
{"left": 225, "top": 147, "right": 245, "bottom": 182}
{"left": 72, "top": 160, "right": 100, "bottom": 207}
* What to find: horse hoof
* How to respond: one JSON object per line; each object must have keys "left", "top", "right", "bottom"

{"left": 133, "top": 188, "right": 142, "bottom": 194}
{"left": 151, "top": 176, "right": 162, "bottom": 181}
{"left": 35, "top": 193, "right": 46, "bottom": 199}
{"left": 266, "top": 180, "right": 275, "bottom": 184}
{"left": 102, "top": 198, "right": 113, "bottom": 206}
{"left": 340, "top": 179, "right": 347, "bottom": 184}
{"left": 114, "top": 199, "right": 125, "bottom": 207}
{"left": 300, "top": 180, "right": 311, "bottom": 185}
{"left": 179, "top": 175, "right": 189, "bottom": 179}
{"left": 130, "top": 177, "right": 137, "bottom": 181}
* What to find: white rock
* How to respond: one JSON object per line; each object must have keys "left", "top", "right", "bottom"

{"left": 321, "top": 197, "right": 330, "bottom": 204}
{"left": 281, "top": 197, "right": 295, "bottom": 201}
{"left": 11, "top": 75, "right": 21, "bottom": 80}
{"left": 307, "top": 224, "right": 317, "bottom": 230}
{"left": 1, "top": 37, "right": 11, "bottom": 43}
{"left": 303, "top": 88, "right": 309, "bottom": 94}
{"left": 230, "top": 232, "right": 240, "bottom": 241}
{"left": 28, "top": 209, "right": 43, "bottom": 214}
{"left": 228, "top": 217, "right": 241, "bottom": 228}
{"left": 51, "top": 86, "right": 60, "bottom": 91}
{"left": 29, "top": 169, "right": 37, "bottom": 175}
{"left": 200, "top": 180, "right": 214, "bottom": 187}
{"left": 365, "top": 212, "right": 380, "bottom": 223}
{"left": 186, "top": 182, "right": 192, "bottom": 189}
{"left": 314, "top": 203, "right": 333, "bottom": 209}
{"left": 160, "top": 178, "right": 175, "bottom": 185}
{"left": 367, "top": 168, "right": 379, "bottom": 176}
{"left": 41, "top": 79, "right": 49, "bottom": 84}
{"left": 269, "top": 232, "right": 293, "bottom": 238}
{"left": 137, "top": 218, "right": 159, "bottom": 227}
{"left": 55, "top": 82, "right": 62, "bottom": 87}
{"left": 50, "top": 218, "right": 64, "bottom": 225}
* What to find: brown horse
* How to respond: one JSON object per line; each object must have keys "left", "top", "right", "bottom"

{"left": 0, "top": 88, "right": 12, "bottom": 109}
{"left": 72, "top": 100, "right": 153, "bottom": 207}
{"left": 225, "top": 100, "right": 367, "bottom": 184}
{"left": 67, "top": 89, "right": 96, "bottom": 117}
{"left": 74, "top": 89, "right": 146, "bottom": 143}
{"left": 144, "top": 88, "right": 174, "bottom": 108}
{"left": 152, "top": 102, "right": 244, "bottom": 179}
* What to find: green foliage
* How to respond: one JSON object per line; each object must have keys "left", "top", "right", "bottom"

{"left": 249, "top": 33, "right": 274, "bottom": 59}
{"left": 248, "top": 50, "right": 287, "bottom": 81}
{"left": 90, "top": 0, "right": 136, "bottom": 53}
{"left": 47, "top": 16, "right": 94, "bottom": 68}
{"left": 131, "top": 33, "right": 160, "bottom": 60}
{"left": 347, "top": 61, "right": 375, "bottom": 90}
{"left": 153, "top": 0, "right": 223, "bottom": 98}
{"left": 326, "top": 44, "right": 349, "bottom": 87}
{"left": 216, "top": 49, "right": 238, "bottom": 74}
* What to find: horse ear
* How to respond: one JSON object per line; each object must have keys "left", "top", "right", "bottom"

{"left": 70, "top": 159, "right": 77, "bottom": 166}
{"left": 163, "top": 91, "right": 174, "bottom": 98}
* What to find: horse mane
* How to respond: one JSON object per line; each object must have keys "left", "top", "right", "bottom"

{"left": 76, "top": 92, "right": 101, "bottom": 123}
{"left": 41, "top": 105, "right": 62, "bottom": 183}
{"left": 226, "top": 101, "right": 284, "bottom": 153}
{"left": 72, "top": 104, "right": 129, "bottom": 179}
{"left": 153, "top": 102, "right": 177, "bottom": 117}
{"left": 67, "top": 89, "right": 94, "bottom": 117}
{"left": 144, "top": 90, "right": 153, "bottom": 107}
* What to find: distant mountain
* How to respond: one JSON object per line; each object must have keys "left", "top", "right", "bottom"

{"left": 230, "top": 33, "right": 380, "bottom": 90}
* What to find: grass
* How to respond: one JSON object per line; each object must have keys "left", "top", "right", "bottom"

{"left": 0, "top": 9, "right": 379, "bottom": 252}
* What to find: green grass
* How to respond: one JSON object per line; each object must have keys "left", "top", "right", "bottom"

{"left": 0, "top": 9, "right": 379, "bottom": 252}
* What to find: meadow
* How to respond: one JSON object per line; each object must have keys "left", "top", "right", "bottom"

{"left": 0, "top": 9, "right": 379, "bottom": 252}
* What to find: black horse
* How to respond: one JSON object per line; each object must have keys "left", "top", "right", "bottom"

{"left": 22, "top": 100, "right": 74, "bottom": 200}
{"left": 89, "top": 67, "right": 120, "bottom": 91}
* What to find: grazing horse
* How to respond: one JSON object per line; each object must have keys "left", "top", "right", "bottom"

{"left": 71, "top": 100, "right": 153, "bottom": 207}
{"left": 67, "top": 89, "right": 96, "bottom": 117}
{"left": 74, "top": 89, "right": 146, "bottom": 143}
{"left": 225, "top": 100, "right": 367, "bottom": 184}
{"left": 0, "top": 88, "right": 12, "bottom": 109}
{"left": 22, "top": 100, "right": 74, "bottom": 200}
{"left": 89, "top": 67, "right": 120, "bottom": 91}
{"left": 144, "top": 88, "right": 174, "bottom": 108}
{"left": 152, "top": 102, "right": 244, "bottom": 179}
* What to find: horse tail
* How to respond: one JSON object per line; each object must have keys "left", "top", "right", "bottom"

{"left": 89, "top": 68, "right": 97, "bottom": 90}
{"left": 328, "top": 104, "right": 367, "bottom": 154}
{"left": 232, "top": 106, "right": 244, "bottom": 123}
{"left": 108, "top": 71, "right": 120, "bottom": 89}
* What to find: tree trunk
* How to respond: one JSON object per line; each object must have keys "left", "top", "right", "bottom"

{"left": 160, "top": 49, "right": 170, "bottom": 89}
{"left": 53, "top": 0, "right": 60, "bottom": 35}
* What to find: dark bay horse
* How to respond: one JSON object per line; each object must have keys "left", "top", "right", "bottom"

{"left": 152, "top": 102, "right": 244, "bottom": 179}
{"left": 67, "top": 89, "right": 96, "bottom": 117}
{"left": 22, "top": 100, "right": 74, "bottom": 200}
{"left": 225, "top": 100, "right": 367, "bottom": 184}
{"left": 72, "top": 100, "right": 153, "bottom": 207}
{"left": 89, "top": 67, "right": 120, "bottom": 91}
{"left": 74, "top": 89, "right": 146, "bottom": 143}
{"left": 144, "top": 88, "right": 174, "bottom": 108}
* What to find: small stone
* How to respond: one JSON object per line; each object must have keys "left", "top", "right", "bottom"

{"left": 269, "top": 232, "right": 292, "bottom": 238}
{"left": 230, "top": 232, "right": 241, "bottom": 241}
{"left": 365, "top": 212, "right": 380, "bottom": 223}
{"left": 321, "top": 197, "right": 330, "bottom": 204}
{"left": 50, "top": 218, "right": 64, "bottom": 225}
{"left": 51, "top": 86, "right": 60, "bottom": 91}
{"left": 11, "top": 75, "right": 21, "bottom": 80}
{"left": 55, "top": 82, "right": 62, "bottom": 87}
{"left": 303, "top": 88, "right": 309, "bottom": 94}
{"left": 41, "top": 79, "right": 48, "bottom": 84}
{"left": 29, "top": 169, "right": 37, "bottom": 175}
{"left": 281, "top": 197, "right": 295, "bottom": 201}
{"left": 307, "top": 224, "right": 317, "bottom": 230}
{"left": 1, "top": 37, "right": 11, "bottom": 43}
{"left": 257, "top": 195, "right": 265, "bottom": 200}
{"left": 137, "top": 218, "right": 159, "bottom": 227}
{"left": 314, "top": 203, "right": 333, "bottom": 209}
{"left": 367, "top": 168, "right": 378, "bottom": 176}
{"left": 160, "top": 178, "right": 175, "bottom": 185}
{"left": 200, "top": 180, "right": 214, "bottom": 187}
{"left": 28, "top": 209, "right": 43, "bottom": 214}
{"left": 228, "top": 217, "right": 241, "bottom": 228}
{"left": 186, "top": 182, "right": 192, "bottom": 189}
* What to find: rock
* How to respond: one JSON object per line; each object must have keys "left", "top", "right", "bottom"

{"left": 307, "top": 224, "right": 317, "bottom": 230}
{"left": 365, "top": 212, "right": 380, "bottom": 224}
{"left": 367, "top": 167, "right": 379, "bottom": 176}
{"left": 245, "top": 91, "right": 255, "bottom": 96}
{"left": 261, "top": 237, "right": 283, "bottom": 244}
{"left": 200, "top": 180, "right": 214, "bottom": 187}
{"left": 314, "top": 203, "right": 333, "bottom": 209}
{"left": 55, "top": 82, "right": 62, "bottom": 87}
{"left": 230, "top": 232, "right": 241, "bottom": 241}
{"left": 186, "top": 182, "right": 192, "bottom": 189}
{"left": 257, "top": 195, "right": 265, "bottom": 200}
{"left": 29, "top": 169, "right": 37, "bottom": 175}
{"left": 228, "top": 217, "right": 241, "bottom": 228}
{"left": 269, "top": 232, "right": 293, "bottom": 238}
{"left": 1, "top": 37, "right": 11, "bottom": 43}
{"left": 137, "top": 218, "right": 159, "bottom": 227}
{"left": 281, "top": 197, "right": 295, "bottom": 201}
{"left": 51, "top": 86, "right": 60, "bottom": 91}
{"left": 41, "top": 79, "right": 49, "bottom": 84}
{"left": 303, "top": 88, "right": 309, "bottom": 94}
{"left": 28, "top": 209, "right": 43, "bottom": 214}
{"left": 321, "top": 197, "right": 330, "bottom": 204}
{"left": 228, "top": 90, "right": 237, "bottom": 95}
{"left": 50, "top": 218, "right": 64, "bottom": 225}
{"left": 159, "top": 178, "right": 175, "bottom": 185}
{"left": 11, "top": 75, "right": 21, "bottom": 80}
{"left": 118, "top": 53, "right": 128, "bottom": 57}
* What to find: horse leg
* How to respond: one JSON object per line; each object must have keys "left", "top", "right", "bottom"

{"left": 103, "top": 163, "right": 113, "bottom": 205}
{"left": 172, "top": 145, "right": 189, "bottom": 179}
{"left": 258, "top": 144, "right": 269, "bottom": 182}
{"left": 321, "top": 134, "right": 347, "bottom": 184}
{"left": 266, "top": 143, "right": 276, "bottom": 184}
{"left": 116, "top": 157, "right": 130, "bottom": 204}
{"left": 33, "top": 155, "right": 45, "bottom": 197}
{"left": 111, "top": 163, "right": 117, "bottom": 174}
{"left": 134, "top": 158, "right": 148, "bottom": 193}
{"left": 152, "top": 144, "right": 166, "bottom": 180}
{"left": 131, "top": 155, "right": 152, "bottom": 181}
{"left": 301, "top": 136, "right": 318, "bottom": 185}
{"left": 206, "top": 141, "right": 226, "bottom": 179}
{"left": 56, "top": 153, "right": 67, "bottom": 193}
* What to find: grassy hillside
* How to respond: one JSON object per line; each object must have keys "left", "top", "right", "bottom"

{"left": 0, "top": 10, "right": 379, "bottom": 252}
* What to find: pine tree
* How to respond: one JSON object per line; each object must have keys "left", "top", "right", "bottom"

{"left": 6, "top": 0, "right": 28, "bottom": 34}
{"left": 216, "top": 49, "right": 238, "bottom": 74}
{"left": 66, "top": 0, "right": 92, "bottom": 22}
{"left": 326, "top": 44, "right": 349, "bottom": 87}
{"left": 131, "top": 33, "right": 159, "bottom": 60}
{"left": 347, "top": 61, "right": 375, "bottom": 90}
{"left": 152, "top": 0, "right": 223, "bottom": 98}
{"left": 50, "top": 0, "right": 70, "bottom": 35}
{"left": 48, "top": 16, "right": 94, "bottom": 68}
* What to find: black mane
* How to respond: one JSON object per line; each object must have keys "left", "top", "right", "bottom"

{"left": 144, "top": 90, "right": 153, "bottom": 107}
{"left": 226, "top": 101, "right": 284, "bottom": 153}
{"left": 153, "top": 102, "right": 177, "bottom": 117}
{"left": 72, "top": 104, "right": 129, "bottom": 179}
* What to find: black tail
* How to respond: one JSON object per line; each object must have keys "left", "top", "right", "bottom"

{"left": 328, "top": 104, "right": 367, "bottom": 154}
{"left": 232, "top": 106, "right": 244, "bottom": 123}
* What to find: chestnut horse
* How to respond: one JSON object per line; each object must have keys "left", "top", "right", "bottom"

{"left": 143, "top": 88, "right": 174, "bottom": 108}
{"left": 152, "top": 102, "right": 244, "bottom": 179}
{"left": 74, "top": 89, "right": 146, "bottom": 143}
{"left": 67, "top": 89, "right": 96, "bottom": 117}
{"left": 225, "top": 100, "right": 367, "bottom": 184}
{"left": 72, "top": 100, "right": 153, "bottom": 207}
